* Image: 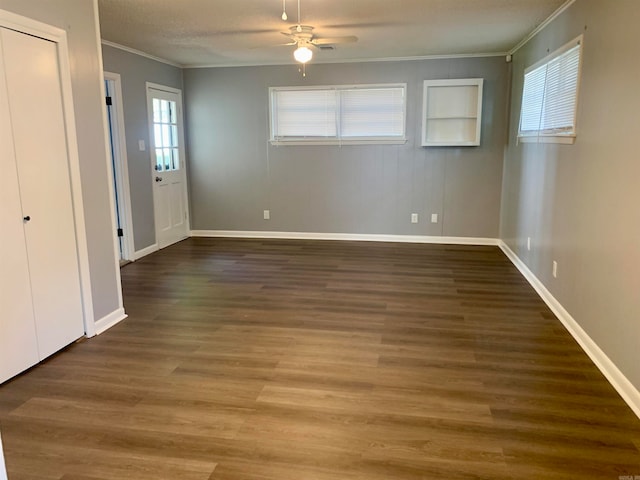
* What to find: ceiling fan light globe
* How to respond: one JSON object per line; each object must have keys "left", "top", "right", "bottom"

{"left": 293, "top": 46, "right": 313, "bottom": 63}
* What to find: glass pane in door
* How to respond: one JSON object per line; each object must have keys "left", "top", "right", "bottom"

{"left": 152, "top": 98, "right": 179, "bottom": 172}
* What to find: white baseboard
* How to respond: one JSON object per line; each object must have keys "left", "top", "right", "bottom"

{"left": 134, "top": 243, "right": 159, "bottom": 260}
{"left": 499, "top": 241, "right": 640, "bottom": 420}
{"left": 191, "top": 230, "right": 500, "bottom": 246}
{"left": 93, "top": 307, "right": 127, "bottom": 336}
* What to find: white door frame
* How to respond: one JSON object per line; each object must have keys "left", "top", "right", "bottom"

{"left": 104, "top": 71, "right": 135, "bottom": 262}
{"left": 145, "top": 82, "right": 191, "bottom": 247}
{"left": 0, "top": 9, "right": 96, "bottom": 336}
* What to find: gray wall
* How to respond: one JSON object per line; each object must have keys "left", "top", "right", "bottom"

{"left": 184, "top": 57, "right": 508, "bottom": 237}
{"left": 101, "top": 45, "right": 183, "bottom": 251}
{"left": 501, "top": 0, "right": 640, "bottom": 389}
{"left": 0, "top": 0, "right": 121, "bottom": 322}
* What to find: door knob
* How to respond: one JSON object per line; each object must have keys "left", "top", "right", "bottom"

{"left": 23, "top": 215, "right": 31, "bottom": 222}
{"left": 155, "top": 176, "right": 162, "bottom": 182}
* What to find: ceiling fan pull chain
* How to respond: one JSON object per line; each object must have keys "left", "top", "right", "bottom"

{"left": 281, "top": 0, "right": 287, "bottom": 21}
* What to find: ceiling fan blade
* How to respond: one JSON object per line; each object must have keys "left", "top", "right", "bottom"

{"left": 185, "top": 28, "right": 276, "bottom": 39}
{"left": 324, "top": 22, "right": 398, "bottom": 29}
{"left": 250, "top": 42, "right": 296, "bottom": 50}
{"left": 312, "top": 36, "right": 358, "bottom": 45}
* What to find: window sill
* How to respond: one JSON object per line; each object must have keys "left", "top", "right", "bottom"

{"left": 518, "top": 135, "right": 576, "bottom": 145}
{"left": 270, "top": 138, "right": 407, "bottom": 146}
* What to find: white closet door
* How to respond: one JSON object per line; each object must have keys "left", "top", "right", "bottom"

{"left": 1, "top": 28, "right": 84, "bottom": 360}
{"left": 0, "top": 31, "right": 40, "bottom": 383}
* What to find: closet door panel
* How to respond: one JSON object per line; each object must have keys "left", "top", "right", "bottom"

{"left": 1, "top": 28, "right": 84, "bottom": 359}
{"left": 0, "top": 32, "right": 39, "bottom": 383}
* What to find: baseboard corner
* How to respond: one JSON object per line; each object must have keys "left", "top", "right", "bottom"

{"left": 93, "top": 307, "right": 127, "bottom": 335}
{"left": 134, "top": 243, "right": 159, "bottom": 260}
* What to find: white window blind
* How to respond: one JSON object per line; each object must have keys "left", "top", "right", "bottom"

{"left": 520, "top": 66, "right": 546, "bottom": 133}
{"left": 518, "top": 38, "right": 582, "bottom": 140}
{"left": 340, "top": 87, "right": 405, "bottom": 138}
{"left": 270, "top": 84, "right": 406, "bottom": 144}
{"left": 272, "top": 89, "right": 337, "bottom": 138}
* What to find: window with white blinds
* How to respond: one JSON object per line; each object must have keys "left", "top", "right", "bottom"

{"left": 270, "top": 84, "right": 406, "bottom": 144}
{"left": 518, "top": 36, "right": 582, "bottom": 142}
{"left": 271, "top": 89, "right": 337, "bottom": 138}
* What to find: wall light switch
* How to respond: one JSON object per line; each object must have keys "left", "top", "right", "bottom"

{"left": 138, "top": 140, "right": 146, "bottom": 151}
{"left": 552, "top": 260, "right": 558, "bottom": 278}
{"left": 431, "top": 213, "right": 438, "bottom": 223}
{"left": 263, "top": 210, "right": 270, "bottom": 220}
{"left": 527, "top": 237, "right": 531, "bottom": 251}
{"left": 411, "top": 213, "right": 418, "bottom": 224}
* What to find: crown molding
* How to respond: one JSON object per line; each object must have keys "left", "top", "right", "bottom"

{"left": 185, "top": 51, "right": 508, "bottom": 69}
{"left": 101, "top": 40, "right": 183, "bottom": 68}
{"left": 509, "top": 0, "right": 577, "bottom": 55}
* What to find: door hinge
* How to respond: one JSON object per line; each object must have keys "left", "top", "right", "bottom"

{"left": 106, "top": 96, "right": 112, "bottom": 106}
{"left": 117, "top": 228, "right": 124, "bottom": 237}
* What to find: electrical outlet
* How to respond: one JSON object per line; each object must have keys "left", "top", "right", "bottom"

{"left": 527, "top": 237, "right": 531, "bottom": 251}
{"left": 552, "top": 260, "right": 558, "bottom": 278}
{"left": 411, "top": 213, "right": 418, "bottom": 224}
{"left": 263, "top": 210, "right": 270, "bottom": 220}
{"left": 431, "top": 213, "right": 438, "bottom": 223}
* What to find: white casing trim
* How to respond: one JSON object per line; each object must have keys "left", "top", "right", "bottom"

{"left": 134, "top": 243, "right": 159, "bottom": 260}
{"left": 94, "top": 3, "right": 126, "bottom": 335}
{"left": 499, "top": 241, "right": 640, "bottom": 420}
{"left": 191, "top": 230, "right": 500, "bottom": 246}
{"left": 93, "top": 308, "right": 127, "bottom": 336}
{"left": 104, "top": 71, "right": 136, "bottom": 262}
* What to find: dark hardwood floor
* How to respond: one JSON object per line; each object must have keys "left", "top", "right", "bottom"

{"left": 1, "top": 237, "right": 639, "bottom": 479}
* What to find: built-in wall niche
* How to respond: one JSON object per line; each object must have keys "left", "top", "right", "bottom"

{"left": 421, "top": 78, "right": 483, "bottom": 147}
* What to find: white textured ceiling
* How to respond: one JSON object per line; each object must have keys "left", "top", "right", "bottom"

{"left": 97, "top": 0, "right": 567, "bottom": 67}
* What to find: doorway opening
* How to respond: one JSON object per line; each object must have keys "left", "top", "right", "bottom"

{"left": 104, "top": 72, "right": 134, "bottom": 264}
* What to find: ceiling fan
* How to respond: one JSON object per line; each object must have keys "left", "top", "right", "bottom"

{"left": 278, "top": 0, "right": 358, "bottom": 64}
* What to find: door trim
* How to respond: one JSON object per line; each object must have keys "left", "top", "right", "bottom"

{"left": 145, "top": 82, "right": 191, "bottom": 248}
{"left": 104, "top": 71, "right": 135, "bottom": 262}
{"left": 0, "top": 9, "right": 96, "bottom": 336}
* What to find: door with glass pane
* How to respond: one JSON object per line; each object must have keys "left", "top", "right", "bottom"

{"left": 146, "top": 84, "right": 189, "bottom": 249}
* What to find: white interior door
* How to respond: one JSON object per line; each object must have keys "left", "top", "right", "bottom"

{"left": 0, "top": 27, "right": 84, "bottom": 363}
{"left": 147, "top": 85, "right": 189, "bottom": 249}
{"left": 0, "top": 29, "right": 39, "bottom": 382}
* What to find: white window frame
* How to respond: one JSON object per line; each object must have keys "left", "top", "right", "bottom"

{"left": 518, "top": 35, "right": 583, "bottom": 145}
{"left": 269, "top": 83, "right": 407, "bottom": 146}
{"left": 421, "top": 78, "right": 483, "bottom": 147}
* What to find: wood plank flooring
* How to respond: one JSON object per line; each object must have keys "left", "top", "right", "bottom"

{"left": 1, "top": 237, "right": 639, "bottom": 479}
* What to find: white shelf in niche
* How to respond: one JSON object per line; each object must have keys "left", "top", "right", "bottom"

{"left": 421, "top": 78, "right": 483, "bottom": 146}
